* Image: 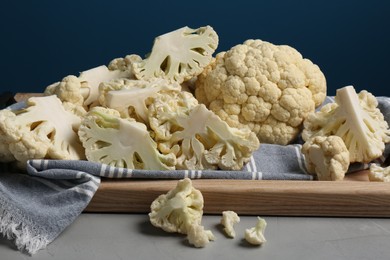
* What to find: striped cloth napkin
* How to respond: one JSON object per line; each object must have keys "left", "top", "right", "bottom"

{"left": 1, "top": 96, "right": 390, "bottom": 255}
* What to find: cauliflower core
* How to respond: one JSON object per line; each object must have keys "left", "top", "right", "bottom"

{"left": 302, "top": 135, "right": 350, "bottom": 181}
{"left": 195, "top": 39, "right": 326, "bottom": 145}
{"left": 149, "top": 178, "right": 214, "bottom": 248}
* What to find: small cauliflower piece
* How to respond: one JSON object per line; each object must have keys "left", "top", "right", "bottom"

{"left": 45, "top": 65, "right": 132, "bottom": 109}
{"left": 149, "top": 93, "right": 260, "bottom": 170}
{"left": 245, "top": 217, "right": 267, "bottom": 246}
{"left": 368, "top": 164, "right": 390, "bottom": 182}
{"left": 78, "top": 107, "right": 175, "bottom": 170}
{"left": 302, "top": 135, "right": 350, "bottom": 181}
{"left": 131, "top": 26, "right": 219, "bottom": 84}
{"left": 303, "top": 85, "right": 390, "bottom": 163}
{"left": 195, "top": 39, "right": 327, "bottom": 145}
{"left": 99, "top": 78, "right": 181, "bottom": 122}
{"left": 220, "top": 211, "right": 240, "bottom": 238}
{"left": 0, "top": 95, "right": 85, "bottom": 165}
{"left": 187, "top": 224, "right": 216, "bottom": 248}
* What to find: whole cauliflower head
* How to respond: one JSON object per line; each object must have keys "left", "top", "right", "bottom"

{"left": 195, "top": 39, "right": 327, "bottom": 145}
{"left": 302, "top": 135, "right": 350, "bottom": 181}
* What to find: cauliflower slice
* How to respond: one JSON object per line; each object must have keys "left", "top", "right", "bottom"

{"left": 303, "top": 85, "right": 390, "bottom": 163}
{"left": 149, "top": 178, "right": 214, "bottom": 247}
{"left": 195, "top": 39, "right": 327, "bottom": 145}
{"left": 0, "top": 95, "right": 85, "bottom": 164}
{"left": 78, "top": 107, "right": 175, "bottom": 170}
{"left": 99, "top": 78, "right": 181, "bottom": 122}
{"left": 131, "top": 26, "right": 219, "bottom": 84}
{"left": 368, "top": 164, "right": 390, "bottom": 182}
{"left": 220, "top": 211, "right": 240, "bottom": 238}
{"left": 45, "top": 65, "right": 132, "bottom": 109}
{"left": 149, "top": 93, "right": 260, "bottom": 170}
{"left": 302, "top": 136, "right": 350, "bottom": 181}
{"left": 244, "top": 217, "right": 267, "bottom": 246}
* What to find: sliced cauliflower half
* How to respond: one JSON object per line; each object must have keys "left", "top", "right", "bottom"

{"left": 99, "top": 78, "right": 181, "bottom": 122}
{"left": 149, "top": 93, "right": 260, "bottom": 170}
{"left": 45, "top": 65, "right": 132, "bottom": 109}
{"left": 78, "top": 107, "right": 175, "bottom": 170}
{"left": 195, "top": 39, "right": 327, "bottom": 145}
{"left": 303, "top": 85, "right": 390, "bottom": 163}
{"left": 0, "top": 95, "right": 85, "bottom": 164}
{"left": 368, "top": 164, "right": 390, "bottom": 182}
{"left": 302, "top": 135, "right": 350, "bottom": 181}
{"left": 131, "top": 26, "right": 219, "bottom": 84}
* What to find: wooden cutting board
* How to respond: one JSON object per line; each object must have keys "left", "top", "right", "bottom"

{"left": 7, "top": 93, "right": 390, "bottom": 217}
{"left": 84, "top": 171, "right": 390, "bottom": 217}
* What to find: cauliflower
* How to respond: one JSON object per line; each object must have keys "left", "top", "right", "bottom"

{"left": 303, "top": 85, "right": 390, "bottom": 163}
{"left": 368, "top": 164, "right": 390, "bottom": 182}
{"left": 187, "top": 224, "right": 216, "bottom": 248}
{"left": 244, "top": 217, "right": 267, "bottom": 246}
{"left": 45, "top": 65, "right": 132, "bottom": 109}
{"left": 149, "top": 178, "right": 214, "bottom": 247}
{"left": 148, "top": 93, "right": 260, "bottom": 170}
{"left": 78, "top": 107, "right": 175, "bottom": 170}
{"left": 0, "top": 95, "right": 85, "bottom": 165}
{"left": 220, "top": 211, "right": 240, "bottom": 238}
{"left": 0, "top": 128, "right": 15, "bottom": 163}
{"left": 195, "top": 39, "right": 327, "bottom": 145}
{"left": 302, "top": 136, "right": 350, "bottom": 181}
{"left": 99, "top": 78, "right": 181, "bottom": 122}
{"left": 131, "top": 26, "right": 219, "bottom": 84}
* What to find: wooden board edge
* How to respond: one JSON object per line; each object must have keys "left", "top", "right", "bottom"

{"left": 85, "top": 179, "right": 390, "bottom": 217}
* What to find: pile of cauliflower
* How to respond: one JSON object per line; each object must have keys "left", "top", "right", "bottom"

{"left": 0, "top": 25, "right": 389, "bottom": 180}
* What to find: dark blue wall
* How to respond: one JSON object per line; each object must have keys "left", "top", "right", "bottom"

{"left": 1, "top": 0, "right": 389, "bottom": 97}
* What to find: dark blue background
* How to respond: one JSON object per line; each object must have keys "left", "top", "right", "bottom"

{"left": 0, "top": 0, "right": 389, "bottom": 96}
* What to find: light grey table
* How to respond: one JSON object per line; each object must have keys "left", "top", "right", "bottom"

{"left": 1, "top": 213, "right": 389, "bottom": 260}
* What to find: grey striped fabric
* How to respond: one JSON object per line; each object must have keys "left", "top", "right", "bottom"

{"left": 1, "top": 95, "right": 390, "bottom": 255}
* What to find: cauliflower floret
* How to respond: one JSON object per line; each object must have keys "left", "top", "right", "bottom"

{"left": 78, "top": 107, "right": 175, "bottom": 170}
{"left": 303, "top": 85, "right": 390, "bottom": 163}
{"left": 187, "top": 224, "right": 216, "bottom": 248}
{"left": 244, "top": 217, "right": 267, "bottom": 246}
{"left": 0, "top": 95, "right": 85, "bottom": 165}
{"left": 195, "top": 39, "right": 327, "bottom": 145}
{"left": 45, "top": 65, "right": 132, "bottom": 110}
{"left": 0, "top": 128, "right": 15, "bottom": 162}
{"left": 99, "top": 78, "right": 181, "bottom": 123}
{"left": 368, "top": 164, "right": 390, "bottom": 182}
{"left": 148, "top": 93, "right": 260, "bottom": 170}
{"left": 302, "top": 136, "right": 350, "bottom": 181}
{"left": 131, "top": 26, "right": 219, "bottom": 84}
{"left": 220, "top": 211, "right": 240, "bottom": 238}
